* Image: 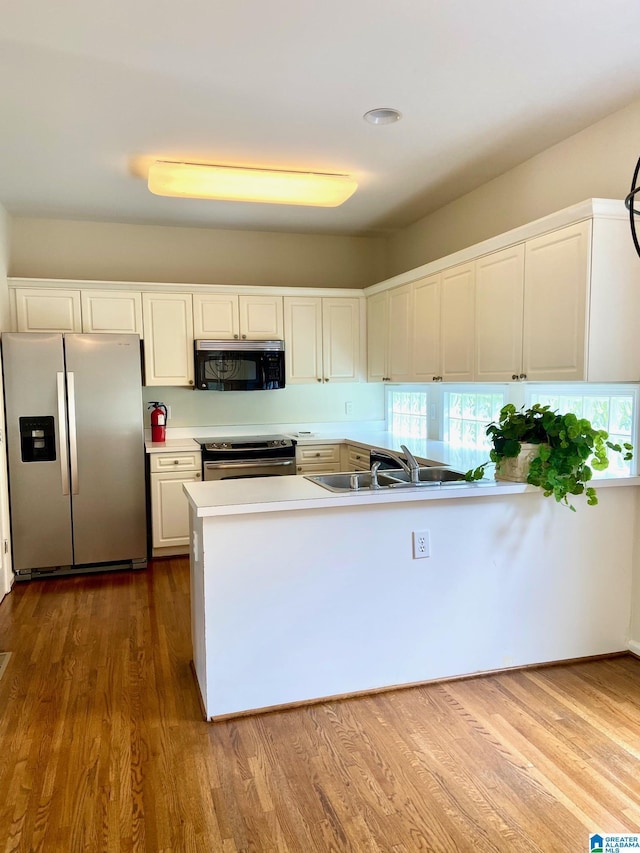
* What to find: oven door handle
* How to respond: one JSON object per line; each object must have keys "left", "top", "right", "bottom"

{"left": 204, "top": 459, "right": 295, "bottom": 470}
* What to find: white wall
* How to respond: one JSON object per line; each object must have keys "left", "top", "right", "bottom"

{"left": 387, "top": 98, "right": 640, "bottom": 276}
{"left": 9, "top": 217, "right": 387, "bottom": 289}
{"left": 0, "top": 204, "right": 9, "bottom": 329}
{"left": 194, "top": 486, "right": 638, "bottom": 718}
{"left": 142, "top": 382, "right": 384, "bottom": 429}
{"left": 0, "top": 204, "right": 12, "bottom": 596}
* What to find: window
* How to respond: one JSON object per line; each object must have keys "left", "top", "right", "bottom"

{"left": 444, "top": 389, "right": 505, "bottom": 449}
{"left": 387, "top": 388, "right": 428, "bottom": 438}
{"left": 527, "top": 386, "right": 636, "bottom": 477}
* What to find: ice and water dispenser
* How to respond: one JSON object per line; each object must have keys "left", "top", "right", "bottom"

{"left": 19, "top": 416, "right": 56, "bottom": 462}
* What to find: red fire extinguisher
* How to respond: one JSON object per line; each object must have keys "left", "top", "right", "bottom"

{"left": 148, "top": 401, "right": 168, "bottom": 443}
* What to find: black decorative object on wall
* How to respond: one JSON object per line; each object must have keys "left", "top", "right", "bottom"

{"left": 625, "top": 155, "right": 640, "bottom": 259}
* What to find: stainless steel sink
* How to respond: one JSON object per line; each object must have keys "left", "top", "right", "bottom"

{"left": 386, "top": 467, "right": 467, "bottom": 484}
{"left": 305, "top": 471, "right": 403, "bottom": 492}
{"left": 305, "top": 467, "right": 467, "bottom": 493}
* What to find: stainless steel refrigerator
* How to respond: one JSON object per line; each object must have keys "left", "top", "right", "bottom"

{"left": 2, "top": 332, "right": 147, "bottom": 579}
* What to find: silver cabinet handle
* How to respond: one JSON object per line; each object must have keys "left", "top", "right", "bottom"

{"left": 67, "top": 372, "right": 79, "bottom": 495}
{"left": 56, "top": 372, "right": 70, "bottom": 496}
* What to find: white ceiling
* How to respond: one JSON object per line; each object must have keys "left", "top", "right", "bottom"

{"left": 1, "top": 0, "right": 640, "bottom": 237}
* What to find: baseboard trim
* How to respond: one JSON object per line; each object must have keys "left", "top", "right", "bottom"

{"left": 628, "top": 640, "right": 640, "bottom": 657}
{"left": 205, "top": 650, "right": 631, "bottom": 723}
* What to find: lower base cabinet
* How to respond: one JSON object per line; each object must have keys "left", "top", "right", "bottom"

{"left": 149, "top": 450, "right": 202, "bottom": 556}
{"left": 296, "top": 443, "right": 342, "bottom": 475}
{"left": 342, "top": 444, "right": 370, "bottom": 471}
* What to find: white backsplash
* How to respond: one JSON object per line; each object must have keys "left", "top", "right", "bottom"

{"left": 142, "top": 382, "right": 385, "bottom": 429}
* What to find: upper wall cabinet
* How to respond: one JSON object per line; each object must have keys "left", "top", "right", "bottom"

{"left": 142, "top": 293, "right": 194, "bottom": 387}
{"left": 14, "top": 286, "right": 144, "bottom": 336}
{"left": 81, "top": 290, "right": 143, "bottom": 335}
{"left": 440, "top": 263, "right": 475, "bottom": 382}
{"left": 284, "top": 296, "right": 361, "bottom": 384}
{"left": 14, "top": 288, "right": 82, "bottom": 333}
{"left": 522, "top": 221, "right": 589, "bottom": 381}
{"left": 474, "top": 245, "right": 525, "bottom": 382}
{"left": 366, "top": 199, "right": 640, "bottom": 385}
{"left": 411, "top": 274, "right": 441, "bottom": 382}
{"left": 193, "top": 293, "right": 283, "bottom": 341}
{"left": 366, "top": 285, "right": 414, "bottom": 382}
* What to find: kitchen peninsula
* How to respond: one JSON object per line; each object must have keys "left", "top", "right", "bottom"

{"left": 184, "top": 467, "right": 640, "bottom": 721}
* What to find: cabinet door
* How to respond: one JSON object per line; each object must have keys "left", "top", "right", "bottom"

{"left": 239, "top": 295, "right": 284, "bottom": 340}
{"left": 283, "top": 296, "right": 323, "bottom": 383}
{"left": 142, "top": 293, "right": 194, "bottom": 386}
{"left": 387, "top": 285, "right": 412, "bottom": 381}
{"left": 151, "top": 470, "right": 201, "bottom": 549}
{"left": 192, "top": 293, "right": 239, "bottom": 339}
{"left": 523, "top": 221, "right": 590, "bottom": 381}
{"left": 366, "top": 291, "right": 388, "bottom": 382}
{"left": 322, "top": 297, "right": 360, "bottom": 382}
{"left": 412, "top": 274, "right": 441, "bottom": 381}
{"left": 81, "top": 290, "right": 143, "bottom": 335}
{"left": 475, "top": 246, "right": 525, "bottom": 382}
{"left": 15, "top": 288, "right": 82, "bottom": 333}
{"left": 441, "top": 263, "right": 475, "bottom": 382}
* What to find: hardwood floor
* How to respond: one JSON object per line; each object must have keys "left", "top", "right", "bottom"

{"left": 0, "top": 557, "right": 639, "bottom": 852}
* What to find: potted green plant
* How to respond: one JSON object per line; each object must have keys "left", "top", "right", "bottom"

{"left": 465, "top": 403, "right": 633, "bottom": 510}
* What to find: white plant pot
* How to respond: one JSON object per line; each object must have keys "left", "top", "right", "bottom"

{"left": 495, "top": 442, "right": 544, "bottom": 483}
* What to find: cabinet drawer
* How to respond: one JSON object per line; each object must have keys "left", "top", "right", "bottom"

{"left": 296, "top": 444, "right": 341, "bottom": 465}
{"left": 346, "top": 446, "right": 370, "bottom": 470}
{"left": 149, "top": 451, "right": 202, "bottom": 473}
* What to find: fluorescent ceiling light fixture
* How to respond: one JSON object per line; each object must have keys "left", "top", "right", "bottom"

{"left": 147, "top": 161, "right": 357, "bottom": 207}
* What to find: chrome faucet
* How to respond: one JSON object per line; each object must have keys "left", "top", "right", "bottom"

{"left": 400, "top": 445, "right": 421, "bottom": 484}
{"left": 370, "top": 445, "right": 422, "bottom": 484}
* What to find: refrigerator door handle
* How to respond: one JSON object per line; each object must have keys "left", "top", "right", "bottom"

{"left": 57, "top": 371, "right": 71, "bottom": 496}
{"left": 67, "top": 372, "right": 80, "bottom": 495}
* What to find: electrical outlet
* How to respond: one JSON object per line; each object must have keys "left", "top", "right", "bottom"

{"left": 412, "top": 530, "right": 430, "bottom": 559}
{"left": 345, "top": 401, "right": 353, "bottom": 415}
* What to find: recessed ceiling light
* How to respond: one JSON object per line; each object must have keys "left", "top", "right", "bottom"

{"left": 147, "top": 161, "right": 357, "bottom": 207}
{"left": 363, "top": 108, "right": 402, "bottom": 125}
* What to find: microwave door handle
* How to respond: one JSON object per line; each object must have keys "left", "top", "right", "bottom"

{"left": 67, "top": 372, "right": 79, "bottom": 495}
{"left": 57, "top": 372, "right": 70, "bottom": 496}
{"left": 204, "top": 460, "right": 294, "bottom": 470}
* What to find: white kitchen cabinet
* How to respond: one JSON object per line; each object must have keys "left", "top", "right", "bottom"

{"left": 411, "top": 274, "right": 441, "bottom": 382}
{"left": 81, "top": 290, "right": 143, "bottom": 335}
{"left": 342, "top": 444, "right": 370, "bottom": 471}
{"left": 440, "top": 262, "right": 475, "bottom": 382}
{"left": 296, "top": 443, "right": 342, "bottom": 474}
{"left": 150, "top": 450, "right": 202, "bottom": 555}
{"left": 387, "top": 285, "right": 413, "bottom": 382}
{"left": 142, "top": 292, "right": 194, "bottom": 387}
{"left": 14, "top": 288, "right": 82, "bottom": 333}
{"left": 474, "top": 245, "right": 525, "bottom": 382}
{"left": 284, "top": 296, "right": 361, "bottom": 384}
{"left": 366, "top": 285, "right": 413, "bottom": 382}
{"left": 192, "top": 293, "right": 283, "bottom": 341}
{"left": 522, "top": 221, "right": 590, "bottom": 381}
{"left": 366, "top": 291, "right": 389, "bottom": 381}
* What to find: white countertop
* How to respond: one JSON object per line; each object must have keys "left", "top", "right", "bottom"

{"left": 183, "top": 471, "right": 640, "bottom": 518}
{"left": 145, "top": 438, "right": 201, "bottom": 453}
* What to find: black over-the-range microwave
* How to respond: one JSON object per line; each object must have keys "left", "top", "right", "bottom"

{"left": 194, "top": 339, "right": 286, "bottom": 391}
